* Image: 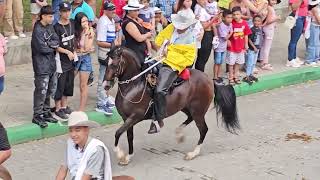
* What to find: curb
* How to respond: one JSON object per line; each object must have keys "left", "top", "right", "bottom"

{"left": 6, "top": 67, "right": 320, "bottom": 145}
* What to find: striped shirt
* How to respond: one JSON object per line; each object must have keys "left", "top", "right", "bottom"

{"left": 97, "top": 15, "right": 116, "bottom": 59}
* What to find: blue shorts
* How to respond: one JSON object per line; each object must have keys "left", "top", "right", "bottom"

{"left": 74, "top": 54, "right": 93, "bottom": 72}
{"left": 214, "top": 51, "right": 226, "bottom": 65}
{"left": 0, "top": 76, "right": 4, "bottom": 95}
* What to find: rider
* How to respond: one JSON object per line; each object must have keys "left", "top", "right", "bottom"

{"left": 148, "top": 8, "right": 199, "bottom": 134}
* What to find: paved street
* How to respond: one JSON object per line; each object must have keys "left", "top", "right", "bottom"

{"left": 3, "top": 81, "right": 320, "bottom": 180}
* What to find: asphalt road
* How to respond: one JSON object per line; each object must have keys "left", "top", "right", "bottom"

{"left": 4, "top": 81, "right": 320, "bottom": 180}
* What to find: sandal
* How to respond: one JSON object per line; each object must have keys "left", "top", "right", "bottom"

{"left": 229, "top": 79, "right": 235, "bottom": 86}
{"left": 234, "top": 78, "right": 241, "bottom": 84}
{"left": 242, "top": 76, "right": 253, "bottom": 85}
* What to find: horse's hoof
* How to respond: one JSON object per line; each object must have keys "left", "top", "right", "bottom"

{"left": 119, "top": 156, "right": 130, "bottom": 166}
{"left": 184, "top": 152, "right": 197, "bottom": 161}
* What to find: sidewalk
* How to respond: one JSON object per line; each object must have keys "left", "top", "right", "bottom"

{"left": 0, "top": 23, "right": 318, "bottom": 145}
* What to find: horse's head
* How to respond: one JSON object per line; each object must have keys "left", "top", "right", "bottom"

{"left": 104, "top": 46, "right": 124, "bottom": 90}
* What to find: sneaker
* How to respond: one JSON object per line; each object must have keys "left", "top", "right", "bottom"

{"left": 214, "top": 77, "right": 224, "bottom": 85}
{"left": 63, "top": 106, "right": 73, "bottom": 115}
{"left": 305, "top": 62, "right": 318, "bottom": 67}
{"left": 243, "top": 76, "right": 253, "bottom": 85}
{"left": 87, "top": 72, "right": 94, "bottom": 86}
{"left": 43, "top": 112, "right": 58, "bottom": 123}
{"left": 18, "top": 33, "right": 26, "bottom": 38}
{"left": 295, "top": 57, "right": 304, "bottom": 65}
{"left": 96, "top": 105, "right": 113, "bottom": 115}
{"left": 286, "top": 59, "right": 301, "bottom": 68}
{"left": 9, "top": 35, "right": 19, "bottom": 40}
{"left": 55, "top": 109, "right": 69, "bottom": 120}
{"left": 105, "top": 98, "right": 115, "bottom": 108}
{"left": 249, "top": 75, "right": 259, "bottom": 82}
{"left": 32, "top": 115, "right": 48, "bottom": 128}
{"left": 261, "top": 64, "right": 273, "bottom": 71}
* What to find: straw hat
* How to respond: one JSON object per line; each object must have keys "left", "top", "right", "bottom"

{"left": 171, "top": 9, "right": 198, "bottom": 30}
{"left": 123, "top": 0, "right": 144, "bottom": 11}
{"left": 68, "top": 111, "right": 100, "bottom": 128}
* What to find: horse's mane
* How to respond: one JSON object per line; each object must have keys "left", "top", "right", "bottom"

{"left": 109, "top": 46, "right": 142, "bottom": 70}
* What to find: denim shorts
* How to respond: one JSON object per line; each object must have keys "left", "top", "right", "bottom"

{"left": 0, "top": 76, "right": 4, "bottom": 95}
{"left": 214, "top": 51, "right": 226, "bottom": 65}
{"left": 74, "top": 54, "right": 93, "bottom": 72}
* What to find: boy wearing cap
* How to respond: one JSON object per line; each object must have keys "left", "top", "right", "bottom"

{"left": 53, "top": 2, "right": 76, "bottom": 120}
{"left": 31, "top": 5, "right": 60, "bottom": 128}
{"left": 55, "top": 111, "right": 135, "bottom": 180}
{"left": 95, "top": 2, "right": 120, "bottom": 115}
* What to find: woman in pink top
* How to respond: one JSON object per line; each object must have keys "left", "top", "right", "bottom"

{"left": 287, "top": 0, "right": 308, "bottom": 68}
{"left": 0, "top": 33, "right": 7, "bottom": 94}
{"left": 259, "top": 0, "right": 281, "bottom": 70}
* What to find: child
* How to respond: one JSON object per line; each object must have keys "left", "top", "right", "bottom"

{"left": 226, "top": 6, "right": 251, "bottom": 85}
{"left": 214, "top": 9, "right": 233, "bottom": 84}
{"left": 244, "top": 15, "right": 262, "bottom": 85}
{"left": 0, "top": 33, "right": 7, "bottom": 95}
{"left": 154, "top": 7, "right": 165, "bottom": 35}
{"left": 139, "top": 0, "right": 155, "bottom": 57}
{"left": 259, "top": 0, "right": 281, "bottom": 70}
{"left": 31, "top": 0, "right": 48, "bottom": 29}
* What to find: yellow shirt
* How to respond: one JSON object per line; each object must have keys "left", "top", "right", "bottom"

{"left": 155, "top": 24, "right": 197, "bottom": 74}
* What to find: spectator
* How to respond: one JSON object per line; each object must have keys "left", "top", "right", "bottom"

{"left": 259, "top": 0, "right": 281, "bottom": 70}
{"left": 55, "top": 111, "right": 135, "bottom": 180}
{"left": 153, "top": 0, "right": 176, "bottom": 22}
{"left": 229, "top": 0, "right": 251, "bottom": 20}
{"left": 95, "top": 2, "right": 119, "bottom": 116}
{"left": 122, "top": 0, "right": 152, "bottom": 63}
{"left": 287, "top": 0, "right": 308, "bottom": 67}
{"left": 0, "top": 33, "right": 7, "bottom": 95}
{"left": 31, "top": 5, "right": 59, "bottom": 128}
{"left": 244, "top": 15, "right": 262, "bottom": 85}
{"left": 194, "top": 0, "right": 217, "bottom": 72}
{"left": 99, "top": 0, "right": 127, "bottom": 18}
{"left": 0, "top": 122, "right": 12, "bottom": 180}
{"left": 74, "top": 12, "right": 95, "bottom": 111}
{"left": 53, "top": 2, "right": 76, "bottom": 120}
{"left": 305, "top": 0, "right": 320, "bottom": 66}
{"left": 31, "top": 0, "right": 48, "bottom": 29}
{"left": 71, "top": 0, "right": 96, "bottom": 22}
{"left": 139, "top": 0, "right": 155, "bottom": 56}
{"left": 226, "top": 6, "right": 251, "bottom": 85}
{"left": 154, "top": 7, "right": 165, "bottom": 34}
{"left": 214, "top": 9, "right": 233, "bottom": 84}
{"left": 52, "top": 0, "right": 63, "bottom": 24}
{"left": 3, "top": 0, "right": 26, "bottom": 39}
{"left": 85, "top": 0, "right": 97, "bottom": 14}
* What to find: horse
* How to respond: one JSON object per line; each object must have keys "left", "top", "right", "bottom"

{"left": 104, "top": 46, "right": 240, "bottom": 165}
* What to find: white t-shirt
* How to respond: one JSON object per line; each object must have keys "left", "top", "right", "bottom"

{"left": 206, "top": 1, "right": 219, "bottom": 17}
{"left": 194, "top": 4, "right": 211, "bottom": 22}
{"left": 194, "top": 21, "right": 203, "bottom": 49}
{"left": 97, "top": 15, "right": 116, "bottom": 59}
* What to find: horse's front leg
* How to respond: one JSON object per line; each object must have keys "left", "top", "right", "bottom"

{"left": 114, "top": 117, "right": 136, "bottom": 166}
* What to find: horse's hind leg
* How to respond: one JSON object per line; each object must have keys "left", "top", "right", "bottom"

{"left": 176, "top": 108, "right": 193, "bottom": 144}
{"left": 184, "top": 115, "right": 208, "bottom": 160}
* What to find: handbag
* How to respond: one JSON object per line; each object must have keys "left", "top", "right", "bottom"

{"left": 285, "top": 8, "right": 299, "bottom": 29}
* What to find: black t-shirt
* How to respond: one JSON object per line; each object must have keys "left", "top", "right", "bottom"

{"left": 249, "top": 26, "right": 262, "bottom": 50}
{"left": 54, "top": 21, "right": 75, "bottom": 72}
{"left": 0, "top": 123, "right": 10, "bottom": 151}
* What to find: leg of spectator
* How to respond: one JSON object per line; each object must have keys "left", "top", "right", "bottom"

{"left": 260, "top": 28, "right": 274, "bottom": 65}
{"left": 288, "top": 17, "right": 305, "bottom": 61}
{"left": 12, "top": 0, "right": 23, "bottom": 34}
{"left": 79, "top": 71, "right": 89, "bottom": 111}
{"left": 33, "top": 75, "right": 49, "bottom": 117}
{"left": 306, "top": 24, "right": 316, "bottom": 63}
{"left": 3, "top": 0, "right": 14, "bottom": 37}
{"left": 315, "top": 26, "right": 320, "bottom": 61}
{"left": 52, "top": 0, "right": 62, "bottom": 25}
{"left": 44, "top": 73, "right": 56, "bottom": 114}
{"left": 97, "top": 64, "right": 107, "bottom": 106}
{"left": 0, "top": 76, "right": 4, "bottom": 95}
{"left": 0, "top": 165, "right": 12, "bottom": 180}
{"left": 195, "top": 31, "right": 213, "bottom": 72}
{"left": 246, "top": 50, "right": 254, "bottom": 76}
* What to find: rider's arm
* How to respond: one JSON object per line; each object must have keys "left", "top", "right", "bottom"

{"left": 125, "top": 22, "right": 151, "bottom": 42}
{"left": 56, "top": 165, "right": 68, "bottom": 180}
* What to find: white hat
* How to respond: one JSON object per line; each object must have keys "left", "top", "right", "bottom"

{"left": 154, "top": 7, "right": 162, "bottom": 13}
{"left": 68, "top": 111, "right": 100, "bottom": 128}
{"left": 171, "top": 9, "right": 198, "bottom": 30}
{"left": 123, "top": 0, "right": 144, "bottom": 10}
{"left": 309, "top": 0, "right": 320, "bottom": 5}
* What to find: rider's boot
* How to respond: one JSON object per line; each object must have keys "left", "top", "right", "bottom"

{"left": 148, "top": 92, "right": 166, "bottom": 134}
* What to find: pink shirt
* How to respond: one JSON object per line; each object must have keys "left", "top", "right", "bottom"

{"left": 289, "top": 0, "right": 308, "bottom": 17}
{"left": 0, "top": 34, "right": 6, "bottom": 77}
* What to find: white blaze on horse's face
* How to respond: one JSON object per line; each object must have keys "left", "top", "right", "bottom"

{"left": 108, "top": 58, "right": 113, "bottom": 66}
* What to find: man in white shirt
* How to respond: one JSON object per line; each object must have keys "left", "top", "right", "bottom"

{"left": 55, "top": 111, "right": 135, "bottom": 180}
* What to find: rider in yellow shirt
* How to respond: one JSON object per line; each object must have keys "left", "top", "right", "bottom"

{"left": 148, "top": 8, "right": 198, "bottom": 134}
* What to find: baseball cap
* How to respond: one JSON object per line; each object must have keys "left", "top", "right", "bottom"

{"left": 59, "top": 2, "right": 71, "bottom": 11}
{"left": 104, "top": 2, "right": 116, "bottom": 11}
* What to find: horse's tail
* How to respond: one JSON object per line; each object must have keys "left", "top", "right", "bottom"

{"left": 214, "top": 83, "right": 240, "bottom": 134}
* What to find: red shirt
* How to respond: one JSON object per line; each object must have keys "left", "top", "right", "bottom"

{"left": 228, "top": 20, "right": 252, "bottom": 53}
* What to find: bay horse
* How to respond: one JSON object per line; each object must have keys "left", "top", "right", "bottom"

{"left": 104, "top": 46, "right": 240, "bottom": 165}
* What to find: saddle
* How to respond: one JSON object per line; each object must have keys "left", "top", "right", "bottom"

{"left": 142, "top": 60, "right": 190, "bottom": 91}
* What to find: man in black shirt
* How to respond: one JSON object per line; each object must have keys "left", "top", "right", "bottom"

{"left": 0, "top": 122, "right": 12, "bottom": 179}
{"left": 31, "top": 5, "right": 60, "bottom": 128}
{"left": 53, "top": 2, "right": 75, "bottom": 120}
